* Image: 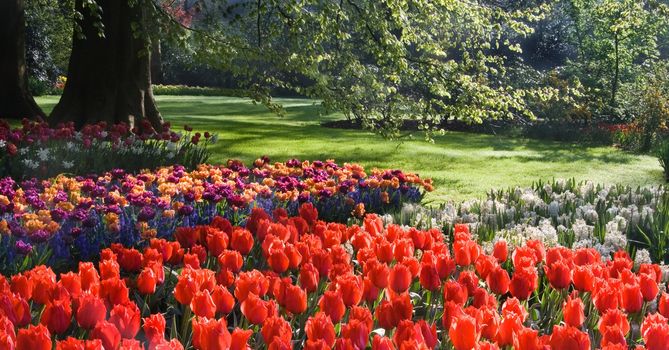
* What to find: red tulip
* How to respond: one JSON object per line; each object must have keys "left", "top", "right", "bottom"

{"left": 299, "top": 203, "right": 319, "bottom": 225}
{"left": 509, "top": 266, "right": 537, "bottom": 300}
{"left": 234, "top": 270, "right": 269, "bottom": 302}
{"left": 563, "top": 295, "right": 585, "bottom": 328}
{"left": 230, "top": 228, "right": 254, "bottom": 255}
{"left": 341, "top": 319, "right": 369, "bottom": 350}
{"left": 191, "top": 290, "right": 217, "bottom": 319}
{"left": 549, "top": 325, "right": 590, "bottom": 350}
{"left": 100, "top": 277, "right": 130, "bottom": 307}
{"left": 572, "top": 265, "right": 595, "bottom": 292}
{"left": 493, "top": 240, "right": 508, "bottom": 263}
{"left": 109, "top": 303, "right": 141, "bottom": 339}
{"left": 299, "top": 263, "right": 320, "bottom": 293}
{"left": 486, "top": 266, "right": 510, "bottom": 295}
{"left": 306, "top": 312, "right": 336, "bottom": 347}
{"left": 230, "top": 329, "right": 253, "bottom": 350}
{"left": 205, "top": 229, "right": 228, "bottom": 257}
{"left": 443, "top": 281, "right": 468, "bottom": 305}
{"left": 10, "top": 274, "right": 32, "bottom": 300}
{"left": 641, "top": 273, "right": 659, "bottom": 302}
{"left": 480, "top": 307, "right": 500, "bottom": 341}
{"left": 513, "top": 327, "right": 542, "bottom": 350}
{"left": 211, "top": 285, "right": 235, "bottom": 315}
{"left": 241, "top": 293, "right": 271, "bottom": 325}
{"left": 191, "top": 317, "right": 232, "bottom": 350}
{"left": 598, "top": 309, "right": 630, "bottom": 336}
{"left": 600, "top": 325, "right": 627, "bottom": 347}
{"left": 261, "top": 316, "right": 292, "bottom": 348}
{"left": 273, "top": 278, "right": 308, "bottom": 315}
{"left": 643, "top": 314, "right": 669, "bottom": 350}
{"left": 318, "top": 290, "right": 346, "bottom": 323}
{"left": 544, "top": 259, "right": 572, "bottom": 289}
{"left": 90, "top": 321, "right": 121, "bottom": 350}
{"left": 16, "top": 324, "right": 51, "bottom": 350}
{"left": 496, "top": 314, "right": 522, "bottom": 347}
{"left": 371, "top": 335, "right": 395, "bottom": 350}
{"left": 659, "top": 293, "right": 669, "bottom": 319}
{"left": 218, "top": 250, "right": 243, "bottom": 273}
{"left": 118, "top": 248, "right": 143, "bottom": 272}
{"left": 621, "top": 282, "right": 643, "bottom": 313}
{"left": 389, "top": 263, "right": 412, "bottom": 293}
{"left": 419, "top": 262, "right": 441, "bottom": 291}
{"left": 137, "top": 268, "right": 157, "bottom": 295}
{"left": 267, "top": 247, "right": 290, "bottom": 273}
{"left": 336, "top": 274, "right": 362, "bottom": 307}
{"left": 41, "top": 298, "right": 73, "bottom": 334}
{"left": 56, "top": 337, "right": 103, "bottom": 350}
{"left": 59, "top": 272, "right": 82, "bottom": 299}
{"left": 143, "top": 313, "right": 167, "bottom": 346}
{"left": 449, "top": 313, "right": 479, "bottom": 350}
{"left": 594, "top": 283, "right": 620, "bottom": 314}
{"left": 76, "top": 294, "right": 106, "bottom": 329}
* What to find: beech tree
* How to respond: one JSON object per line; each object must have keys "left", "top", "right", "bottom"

{"left": 49, "top": 0, "right": 164, "bottom": 129}
{"left": 0, "top": 0, "right": 45, "bottom": 120}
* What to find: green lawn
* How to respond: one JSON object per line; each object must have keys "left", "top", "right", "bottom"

{"left": 35, "top": 95, "right": 665, "bottom": 203}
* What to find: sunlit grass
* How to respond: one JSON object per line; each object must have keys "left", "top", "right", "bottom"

{"left": 36, "top": 95, "right": 665, "bottom": 203}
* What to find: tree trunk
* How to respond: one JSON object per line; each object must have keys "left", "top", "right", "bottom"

{"left": 151, "top": 38, "right": 163, "bottom": 85}
{"left": 0, "top": 0, "right": 46, "bottom": 120}
{"left": 611, "top": 32, "right": 620, "bottom": 108}
{"left": 50, "top": 0, "right": 163, "bottom": 131}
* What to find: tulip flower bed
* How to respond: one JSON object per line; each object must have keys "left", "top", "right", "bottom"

{"left": 2, "top": 203, "right": 669, "bottom": 350}
{"left": 0, "top": 119, "right": 213, "bottom": 180}
{"left": 0, "top": 160, "right": 430, "bottom": 274}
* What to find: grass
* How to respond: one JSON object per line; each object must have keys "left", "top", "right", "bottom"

{"left": 35, "top": 95, "right": 665, "bottom": 203}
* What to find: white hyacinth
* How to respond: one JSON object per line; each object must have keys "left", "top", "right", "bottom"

{"left": 37, "top": 148, "right": 50, "bottom": 161}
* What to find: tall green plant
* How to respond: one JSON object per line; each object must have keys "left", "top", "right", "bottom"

{"left": 565, "top": 0, "right": 669, "bottom": 115}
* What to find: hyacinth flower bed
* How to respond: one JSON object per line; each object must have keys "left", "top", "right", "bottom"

{"left": 399, "top": 179, "right": 669, "bottom": 264}
{"left": 0, "top": 119, "right": 213, "bottom": 180}
{"left": 1, "top": 204, "right": 669, "bottom": 349}
{"left": 0, "top": 159, "right": 430, "bottom": 274}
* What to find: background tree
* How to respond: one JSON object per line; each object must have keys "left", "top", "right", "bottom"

{"left": 24, "top": 0, "right": 73, "bottom": 96}
{"left": 49, "top": 0, "right": 175, "bottom": 129}
{"left": 564, "top": 0, "right": 669, "bottom": 116}
{"left": 0, "top": 0, "right": 45, "bottom": 119}
{"left": 187, "top": 1, "right": 557, "bottom": 138}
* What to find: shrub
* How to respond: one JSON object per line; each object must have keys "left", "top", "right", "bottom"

{"left": 619, "top": 64, "right": 669, "bottom": 152}
{"left": 152, "top": 84, "right": 243, "bottom": 97}
{"left": 0, "top": 119, "right": 213, "bottom": 179}
{"left": 657, "top": 138, "right": 669, "bottom": 181}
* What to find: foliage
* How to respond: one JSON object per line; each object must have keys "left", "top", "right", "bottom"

{"left": 0, "top": 119, "right": 213, "bottom": 179}
{"left": 619, "top": 63, "right": 669, "bottom": 152}
{"left": 24, "top": 0, "right": 73, "bottom": 93}
{"left": 152, "top": 84, "right": 243, "bottom": 97}
{"left": 171, "top": 0, "right": 562, "bottom": 139}
{"left": 563, "top": 0, "right": 669, "bottom": 115}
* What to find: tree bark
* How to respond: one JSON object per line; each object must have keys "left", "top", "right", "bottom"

{"left": 611, "top": 32, "right": 620, "bottom": 108}
{"left": 151, "top": 38, "right": 163, "bottom": 85}
{"left": 0, "top": 0, "right": 46, "bottom": 120}
{"left": 50, "top": 0, "right": 163, "bottom": 131}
